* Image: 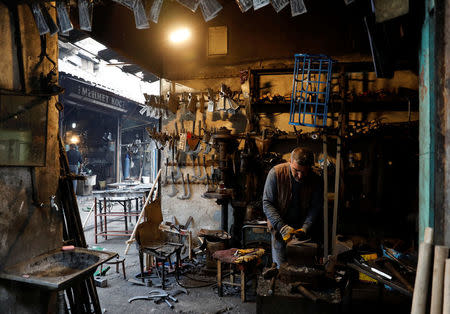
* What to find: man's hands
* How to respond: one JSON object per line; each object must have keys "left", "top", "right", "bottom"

{"left": 280, "top": 225, "right": 307, "bottom": 242}
{"left": 280, "top": 225, "right": 295, "bottom": 241}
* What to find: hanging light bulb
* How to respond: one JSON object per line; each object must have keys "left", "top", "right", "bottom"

{"left": 169, "top": 28, "right": 191, "bottom": 44}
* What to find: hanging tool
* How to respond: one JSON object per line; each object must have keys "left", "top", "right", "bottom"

{"left": 207, "top": 88, "right": 215, "bottom": 112}
{"left": 167, "top": 91, "right": 178, "bottom": 114}
{"left": 196, "top": 155, "right": 207, "bottom": 182}
{"left": 189, "top": 154, "right": 199, "bottom": 182}
{"left": 168, "top": 173, "right": 178, "bottom": 198}
{"left": 177, "top": 174, "right": 191, "bottom": 200}
{"left": 171, "top": 142, "right": 181, "bottom": 181}
{"left": 188, "top": 92, "right": 197, "bottom": 113}
{"left": 205, "top": 174, "right": 217, "bottom": 193}
{"left": 193, "top": 155, "right": 205, "bottom": 181}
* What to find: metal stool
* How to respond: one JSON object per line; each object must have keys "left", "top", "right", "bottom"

{"left": 105, "top": 256, "right": 126, "bottom": 279}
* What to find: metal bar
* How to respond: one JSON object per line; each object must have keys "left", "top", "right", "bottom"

{"left": 104, "top": 197, "right": 107, "bottom": 240}
{"left": 94, "top": 198, "right": 98, "bottom": 244}
{"left": 124, "top": 200, "right": 128, "bottom": 232}
{"left": 323, "top": 135, "right": 329, "bottom": 257}
{"left": 332, "top": 136, "right": 341, "bottom": 255}
{"left": 348, "top": 263, "right": 412, "bottom": 297}
{"left": 116, "top": 117, "right": 121, "bottom": 183}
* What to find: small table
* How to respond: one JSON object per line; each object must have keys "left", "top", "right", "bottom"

{"left": 213, "top": 248, "right": 265, "bottom": 302}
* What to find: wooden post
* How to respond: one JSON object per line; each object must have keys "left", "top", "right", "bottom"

{"left": 82, "top": 201, "right": 95, "bottom": 229}
{"left": 443, "top": 259, "right": 450, "bottom": 314}
{"left": 430, "top": 245, "right": 449, "bottom": 314}
{"left": 124, "top": 169, "right": 162, "bottom": 255}
{"left": 411, "top": 227, "right": 434, "bottom": 314}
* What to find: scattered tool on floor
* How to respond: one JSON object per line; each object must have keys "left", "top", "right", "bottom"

{"left": 128, "top": 287, "right": 187, "bottom": 309}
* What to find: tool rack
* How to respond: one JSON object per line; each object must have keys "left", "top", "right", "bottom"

{"left": 94, "top": 196, "right": 144, "bottom": 243}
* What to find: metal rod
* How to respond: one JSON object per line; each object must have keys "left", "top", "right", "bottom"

{"left": 331, "top": 136, "right": 341, "bottom": 255}
{"left": 116, "top": 117, "right": 121, "bottom": 183}
{"left": 323, "top": 134, "right": 328, "bottom": 258}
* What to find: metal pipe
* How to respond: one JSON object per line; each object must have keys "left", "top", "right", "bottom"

{"left": 116, "top": 117, "right": 121, "bottom": 183}
{"left": 323, "top": 135, "right": 328, "bottom": 258}
{"left": 331, "top": 136, "right": 341, "bottom": 255}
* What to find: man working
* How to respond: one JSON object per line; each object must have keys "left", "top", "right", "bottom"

{"left": 67, "top": 144, "right": 83, "bottom": 193}
{"left": 263, "top": 148, "right": 323, "bottom": 267}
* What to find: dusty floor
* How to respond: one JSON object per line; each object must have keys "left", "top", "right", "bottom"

{"left": 77, "top": 195, "right": 256, "bottom": 314}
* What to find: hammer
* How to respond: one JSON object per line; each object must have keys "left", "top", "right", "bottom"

{"left": 263, "top": 263, "right": 278, "bottom": 296}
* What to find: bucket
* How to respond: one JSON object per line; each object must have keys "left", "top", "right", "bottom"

{"left": 86, "top": 175, "right": 96, "bottom": 186}
{"left": 99, "top": 180, "right": 106, "bottom": 190}
{"left": 142, "top": 176, "right": 150, "bottom": 184}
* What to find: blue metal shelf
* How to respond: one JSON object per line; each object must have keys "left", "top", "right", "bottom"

{"left": 289, "top": 54, "right": 334, "bottom": 127}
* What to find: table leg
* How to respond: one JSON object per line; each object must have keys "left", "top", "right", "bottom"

{"left": 175, "top": 250, "right": 181, "bottom": 280}
{"left": 241, "top": 268, "right": 246, "bottom": 302}
{"left": 99, "top": 198, "right": 103, "bottom": 236}
{"left": 217, "top": 260, "right": 223, "bottom": 297}
{"left": 139, "top": 250, "right": 145, "bottom": 282}
{"left": 121, "top": 260, "right": 126, "bottom": 280}
{"left": 104, "top": 198, "right": 107, "bottom": 240}
{"left": 129, "top": 199, "right": 132, "bottom": 223}
{"left": 124, "top": 200, "right": 128, "bottom": 232}
{"left": 230, "top": 265, "right": 234, "bottom": 284}
{"left": 161, "top": 258, "right": 166, "bottom": 290}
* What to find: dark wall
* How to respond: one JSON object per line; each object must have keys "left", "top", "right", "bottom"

{"left": 89, "top": 0, "right": 423, "bottom": 81}
{"left": 0, "top": 3, "right": 62, "bottom": 312}
{"left": 90, "top": 0, "right": 371, "bottom": 80}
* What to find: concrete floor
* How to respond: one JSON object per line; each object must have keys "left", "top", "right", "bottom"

{"left": 77, "top": 195, "right": 256, "bottom": 314}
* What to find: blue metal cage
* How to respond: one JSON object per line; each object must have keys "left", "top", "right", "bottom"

{"left": 289, "top": 54, "right": 334, "bottom": 127}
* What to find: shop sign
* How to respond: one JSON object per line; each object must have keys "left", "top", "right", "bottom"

{"left": 77, "top": 85, "right": 126, "bottom": 110}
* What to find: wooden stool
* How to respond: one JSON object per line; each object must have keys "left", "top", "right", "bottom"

{"left": 105, "top": 257, "right": 126, "bottom": 279}
{"left": 213, "top": 248, "right": 265, "bottom": 302}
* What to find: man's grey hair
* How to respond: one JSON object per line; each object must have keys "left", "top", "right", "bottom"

{"left": 290, "top": 148, "right": 314, "bottom": 166}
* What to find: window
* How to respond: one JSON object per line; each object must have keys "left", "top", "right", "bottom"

{"left": 208, "top": 26, "right": 227, "bottom": 56}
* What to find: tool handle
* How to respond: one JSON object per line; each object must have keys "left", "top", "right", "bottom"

{"left": 164, "top": 299, "right": 174, "bottom": 309}
{"left": 297, "top": 285, "right": 318, "bottom": 302}
{"left": 198, "top": 120, "right": 202, "bottom": 136}
{"left": 192, "top": 120, "right": 195, "bottom": 135}
{"left": 175, "top": 122, "right": 179, "bottom": 134}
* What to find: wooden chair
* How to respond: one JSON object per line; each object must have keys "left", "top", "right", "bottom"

{"left": 135, "top": 221, "right": 183, "bottom": 290}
